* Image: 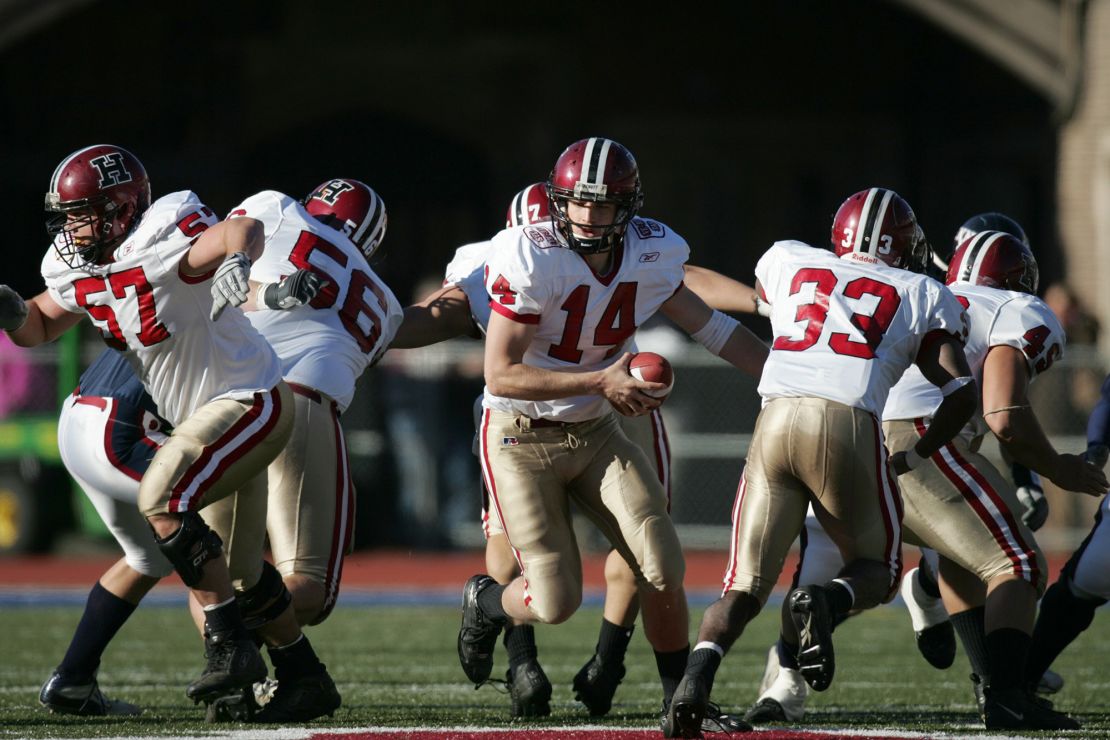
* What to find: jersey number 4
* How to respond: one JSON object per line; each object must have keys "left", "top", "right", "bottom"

{"left": 772, "top": 268, "right": 901, "bottom": 359}
{"left": 549, "top": 283, "right": 638, "bottom": 363}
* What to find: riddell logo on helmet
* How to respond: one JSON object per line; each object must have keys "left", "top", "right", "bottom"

{"left": 314, "top": 180, "right": 354, "bottom": 205}
{"left": 90, "top": 154, "right": 132, "bottom": 188}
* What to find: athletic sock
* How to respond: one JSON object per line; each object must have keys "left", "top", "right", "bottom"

{"left": 1026, "top": 578, "right": 1102, "bottom": 686}
{"left": 655, "top": 645, "right": 691, "bottom": 704}
{"left": 596, "top": 619, "right": 634, "bottom": 665}
{"left": 504, "top": 624, "right": 538, "bottom": 669}
{"left": 57, "top": 582, "right": 137, "bottom": 681}
{"left": 268, "top": 634, "right": 326, "bottom": 681}
{"left": 824, "top": 580, "right": 855, "bottom": 621}
{"left": 985, "top": 628, "right": 1030, "bottom": 691}
{"left": 477, "top": 583, "right": 509, "bottom": 622}
{"left": 950, "top": 606, "right": 989, "bottom": 680}
{"left": 916, "top": 561, "right": 942, "bottom": 599}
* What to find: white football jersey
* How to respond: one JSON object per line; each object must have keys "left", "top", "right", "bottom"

{"left": 444, "top": 239, "right": 493, "bottom": 334}
{"left": 482, "top": 219, "right": 687, "bottom": 422}
{"left": 43, "top": 191, "right": 282, "bottom": 426}
{"left": 756, "top": 240, "right": 967, "bottom": 417}
{"left": 883, "top": 283, "right": 1065, "bottom": 426}
{"left": 232, "top": 190, "right": 404, "bottom": 413}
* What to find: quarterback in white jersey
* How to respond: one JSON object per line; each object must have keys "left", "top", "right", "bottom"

{"left": 0, "top": 145, "right": 340, "bottom": 722}
{"left": 229, "top": 179, "right": 400, "bottom": 628}
{"left": 458, "top": 138, "right": 767, "bottom": 724}
{"left": 668, "top": 188, "right": 977, "bottom": 739}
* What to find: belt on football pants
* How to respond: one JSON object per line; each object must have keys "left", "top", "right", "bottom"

{"left": 287, "top": 382, "right": 339, "bottom": 414}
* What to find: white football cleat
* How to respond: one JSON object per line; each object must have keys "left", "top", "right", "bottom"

{"left": 745, "top": 659, "right": 808, "bottom": 723}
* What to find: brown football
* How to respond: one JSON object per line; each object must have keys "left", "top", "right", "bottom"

{"left": 629, "top": 352, "right": 675, "bottom": 399}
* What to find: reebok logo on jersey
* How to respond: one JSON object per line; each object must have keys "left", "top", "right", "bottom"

{"left": 639, "top": 252, "right": 660, "bottom": 263}
{"left": 501, "top": 437, "right": 519, "bottom": 446}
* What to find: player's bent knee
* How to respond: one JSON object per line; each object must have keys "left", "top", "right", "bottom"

{"left": 1071, "top": 559, "right": 1110, "bottom": 602}
{"left": 528, "top": 587, "right": 582, "bottom": 625}
{"left": 154, "top": 511, "right": 223, "bottom": 587}
{"left": 284, "top": 574, "right": 327, "bottom": 626}
{"left": 638, "top": 518, "right": 685, "bottom": 592}
{"left": 126, "top": 553, "right": 175, "bottom": 580}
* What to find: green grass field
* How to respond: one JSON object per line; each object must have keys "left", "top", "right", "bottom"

{"left": 2, "top": 600, "right": 1108, "bottom": 738}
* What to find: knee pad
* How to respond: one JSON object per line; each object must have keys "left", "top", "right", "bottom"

{"left": 154, "top": 511, "right": 223, "bottom": 587}
{"left": 235, "top": 561, "right": 293, "bottom": 632}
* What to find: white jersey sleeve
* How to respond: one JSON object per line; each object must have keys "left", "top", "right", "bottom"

{"left": 234, "top": 190, "right": 403, "bottom": 412}
{"left": 444, "top": 240, "right": 492, "bottom": 334}
{"left": 482, "top": 220, "right": 687, "bottom": 422}
{"left": 988, "top": 294, "right": 1065, "bottom": 380}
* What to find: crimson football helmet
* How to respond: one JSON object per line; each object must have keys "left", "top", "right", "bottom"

{"left": 946, "top": 230, "right": 1038, "bottom": 294}
{"left": 953, "top": 212, "right": 1028, "bottom": 253}
{"left": 45, "top": 144, "right": 151, "bottom": 270}
{"left": 547, "top": 137, "right": 643, "bottom": 254}
{"left": 831, "top": 187, "right": 929, "bottom": 271}
{"left": 304, "top": 178, "right": 387, "bottom": 260}
{"left": 505, "top": 182, "right": 551, "bottom": 228}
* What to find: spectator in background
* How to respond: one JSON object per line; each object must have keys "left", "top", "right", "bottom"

{"left": 1043, "top": 282, "right": 1100, "bottom": 346}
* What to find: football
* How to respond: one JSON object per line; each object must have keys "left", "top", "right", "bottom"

{"left": 629, "top": 352, "right": 675, "bottom": 399}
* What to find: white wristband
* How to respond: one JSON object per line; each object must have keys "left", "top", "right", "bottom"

{"left": 691, "top": 310, "right": 740, "bottom": 356}
{"left": 939, "top": 376, "right": 974, "bottom": 397}
{"left": 903, "top": 448, "right": 926, "bottom": 471}
{"left": 257, "top": 282, "right": 279, "bottom": 310}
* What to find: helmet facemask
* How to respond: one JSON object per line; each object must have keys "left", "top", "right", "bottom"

{"left": 547, "top": 187, "right": 642, "bottom": 255}
{"left": 45, "top": 195, "right": 124, "bottom": 271}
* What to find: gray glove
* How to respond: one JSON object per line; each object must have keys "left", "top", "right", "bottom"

{"left": 210, "top": 252, "right": 252, "bottom": 321}
{"left": 0, "top": 285, "right": 28, "bottom": 331}
{"left": 260, "top": 269, "right": 328, "bottom": 310}
{"left": 1015, "top": 484, "right": 1049, "bottom": 531}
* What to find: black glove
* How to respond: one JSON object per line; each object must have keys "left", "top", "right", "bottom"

{"left": 260, "top": 269, "right": 328, "bottom": 310}
{"left": 1086, "top": 443, "right": 1110, "bottom": 469}
{"left": 0, "top": 285, "right": 28, "bottom": 331}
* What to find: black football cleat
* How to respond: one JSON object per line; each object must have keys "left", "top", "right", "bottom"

{"left": 507, "top": 659, "right": 552, "bottom": 718}
{"left": 205, "top": 686, "right": 260, "bottom": 723}
{"left": 457, "top": 575, "right": 504, "bottom": 684}
{"left": 702, "top": 703, "right": 753, "bottom": 733}
{"left": 254, "top": 671, "right": 341, "bottom": 723}
{"left": 789, "top": 585, "right": 836, "bottom": 692}
{"left": 186, "top": 630, "right": 268, "bottom": 703}
{"left": 663, "top": 673, "right": 710, "bottom": 738}
{"left": 572, "top": 652, "right": 626, "bottom": 717}
{"left": 983, "top": 685, "right": 1080, "bottom": 731}
{"left": 39, "top": 671, "right": 141, "bottom": 716}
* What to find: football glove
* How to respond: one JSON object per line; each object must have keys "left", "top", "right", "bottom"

{"left": 210, "top": 252, "right": 252, "bottom": 321}
{"left": 1015, "top": 484, "right": 1049, "bottom": 531}
{"left": 0, "top": 285, "right": 28, "bottom": 331}
{"left": 259, "top": 269, "right": 328, "bottom": 310}
{"left": 1086, "top": 443, "right": 1110, "bottom": 469}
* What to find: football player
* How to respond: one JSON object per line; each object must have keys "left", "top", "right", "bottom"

{"left": 38, "top": 349, "right": 171, "bottom": 716}
{"left": 0, "top": 145, "right": 335, "bottom": 722}
{"left": 191, "top": 179, "right": 400, "bottom": 720}
{"left": 456, "top": 137, "right": 768, "bottom": 729}
{"left": 394, "top": 182, "right": 760, "bottom": 721}
{"left": 1023, "top": 376, "right": 1110, "bottom": 693}
{"left": 665, "top": 188, "right": 980, "bottom": 737}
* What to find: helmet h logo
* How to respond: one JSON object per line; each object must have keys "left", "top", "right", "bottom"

{"left": 89, "top": 153, "right": 133, "bottom": 188}
{"left": 314, "top": 180, "right": 354, "bottom": 205}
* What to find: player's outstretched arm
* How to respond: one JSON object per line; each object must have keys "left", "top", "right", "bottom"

{"left": 3, "top": 288, "right": 82, "bottom": 347}
{"left": 983, "top": 345, "right": 1107, "bottom": 495}
{"left": 180, "top": 217, "right": 265, "bottom": 276}
{"left": 660, "top": 284, "right": 768, "bottom": 378}
{"left": 892, "top": 335, "right": 978, "bottom": 475}
{"left": 683, "top": 265, "right": 761, "bottom": 315}
{"left": 391, "top": 285, "right": 479, "bottom": 349}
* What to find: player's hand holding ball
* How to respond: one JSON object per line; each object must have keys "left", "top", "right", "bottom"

{"left": 629, "top": 352, "right": 674, "bottom": 401}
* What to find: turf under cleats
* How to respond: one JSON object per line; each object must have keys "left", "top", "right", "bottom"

{"left": 39, "top": 671, "right": 142, "bottom": 716}
{"left": 663, "top": 672, "right": 711, "bottom": 738}
{"left": 458, "top": 575, "right": 504, "bottom": 684}
{"left": 186, "top": 629, "right": 268, "bottom": 704}
{"left": 572, "top": 653, "right": 626, "bottom": 716}
{"left": 507, "top": 659, "right": 552, "bottom": 718}
{"left": 789, "top": 585, "right": 836, "bottom": 692}
{"left": 900, "top": 567, "right": 956, "bottom": 669}
{"left": 983, "top": 685, "right": 1080, "bottom": 731}
{"left": 254, "top": 671, "right": 341, "bottom": 723}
